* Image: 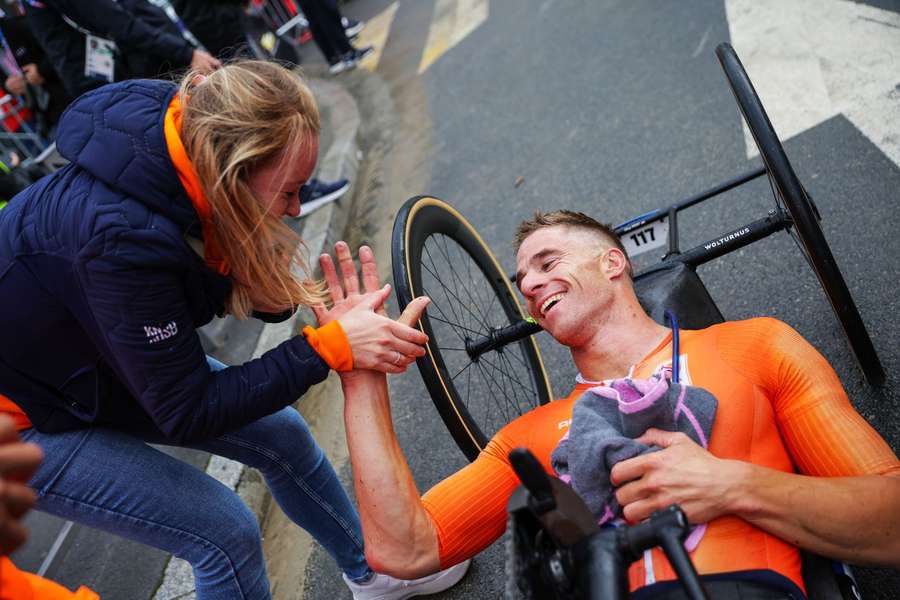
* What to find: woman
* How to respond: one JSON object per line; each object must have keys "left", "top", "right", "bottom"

{"left": 0, "top": 61, "right": 466, "bottom": 598}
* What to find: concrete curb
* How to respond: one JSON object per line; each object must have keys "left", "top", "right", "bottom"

{"left": 152, "top": 75, "right": 364, "bottom": 600}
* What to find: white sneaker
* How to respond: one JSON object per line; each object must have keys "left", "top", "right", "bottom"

{"left": 343, "top": 560, "right": 471, "bottom": 600}
{"left": 329, "top": 59, "right": 352, "bottom": 75}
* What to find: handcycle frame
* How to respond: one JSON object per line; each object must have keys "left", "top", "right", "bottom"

{"left": 391, "top": 43, "right": 885, "bottom": 465}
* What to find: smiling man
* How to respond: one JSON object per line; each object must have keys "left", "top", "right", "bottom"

{"left": 337, "top": 210, "right": 900, "bottom": 598}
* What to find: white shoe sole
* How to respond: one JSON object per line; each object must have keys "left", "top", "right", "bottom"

{"left": 345, "top": 23, "right": 365, "bottom": 38}
{"left": 395, "top": 559, "right": 471, "bottom": 599}
{"left": 345, "top": 559, "right": 471, "bottom": 600}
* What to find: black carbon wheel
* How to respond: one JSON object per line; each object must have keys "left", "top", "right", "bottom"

{"left": 392, "top": 196, "right": 553, "bottom": 461}
{"left": 717, "top": 43, "right": 885, "bottom": 386}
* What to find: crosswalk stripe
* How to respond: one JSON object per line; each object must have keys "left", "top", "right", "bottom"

{"left": 419, "top": 0, "right": 490, "bottom": 74}
{"left": 357, "top": 1, "right": 399, "bottom": 72}
{"left": 726, "top": 0, "right": 900, "bottom": 167}
{"left": 453, "top": 0, "right": 489, "bottom": 46}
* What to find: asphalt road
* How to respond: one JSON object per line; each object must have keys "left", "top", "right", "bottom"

{"left": 303, "top": 0, "right": 900, "bottom": 598}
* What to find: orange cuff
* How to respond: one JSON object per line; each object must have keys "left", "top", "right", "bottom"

{"left": 302, "top": 321, "right": 353, "bottom": 372}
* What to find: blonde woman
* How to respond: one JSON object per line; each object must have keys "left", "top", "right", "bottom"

{"left": 0, "top": 62, "right": 468, "bottom": 599}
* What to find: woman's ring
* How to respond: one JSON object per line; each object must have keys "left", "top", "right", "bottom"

{"left": 393, "top": 352, "right": 402, "bottom": 366}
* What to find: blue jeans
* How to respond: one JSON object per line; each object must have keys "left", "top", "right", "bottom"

{"left": 21, "top": 356, "right": 370, "bottom": 599}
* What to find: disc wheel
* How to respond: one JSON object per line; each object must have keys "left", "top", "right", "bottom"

{"left": 392, "top": 196, "right": 553, "bottom": 461}
{"left": 716, "top": 43, "right": 885, "bottom": 386}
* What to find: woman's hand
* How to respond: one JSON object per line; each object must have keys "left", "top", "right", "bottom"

{"left": 190, "top": 49, "right": 222, "bottom": 74}
{"left": 22, "top": 64, "right": 44, "bottom": 87}
{"left": 313, "top": 242, "right": 431, "bottom": 374}
{"left": 4, "top": 74, "right": 24, "bottom": 96}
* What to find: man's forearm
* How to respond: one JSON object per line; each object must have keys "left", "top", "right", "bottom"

{"left": 732, "top": 463, "right": 900, "bottom": 567}
{"left": 341, "top": 372, "right": 442, "bottom": 578}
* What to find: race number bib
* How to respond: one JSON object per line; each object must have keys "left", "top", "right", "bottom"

{"left": 85, "top": 34, "right": 116, "bottom": 82}
{"left": 621, "top": 217, "right": 669, "bottom": 258}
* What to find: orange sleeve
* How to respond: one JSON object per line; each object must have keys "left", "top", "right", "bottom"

{"left": 0, "top": 557, "right": 100, "bottom": 600}
{"left": 743, "top": 319, "right": 899, "bottom": 477}
{"left": 0, "top": 393, "right": 31, "bottom": 430}
{"left": 302, "top": 321, "right": 353, "bottom": 372}
{"left": 421, "top": 434, "right": 521, "bottom": 568}
{"left": 421, "top": 397, "right": 577, "bottom": 568}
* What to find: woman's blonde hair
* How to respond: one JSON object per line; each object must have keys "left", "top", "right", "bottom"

{"left": 179, "top": 60, "right": 327, "bottom": 318}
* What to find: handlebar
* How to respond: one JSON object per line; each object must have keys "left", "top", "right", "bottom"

{"left": 508, "top": 448, "right": 709, "bottom": 600}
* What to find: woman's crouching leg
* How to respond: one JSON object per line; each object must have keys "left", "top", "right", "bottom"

{"left": 192, "top": 407, "right": 371, "bottom": 582}
{"left": 22, "top": 427, "right": 272, "bottom": 600}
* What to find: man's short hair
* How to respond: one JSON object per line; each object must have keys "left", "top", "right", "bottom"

{"left": 514, "top": 210, "right": 633, "bottom": 277}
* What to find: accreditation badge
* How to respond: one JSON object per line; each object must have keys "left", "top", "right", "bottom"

{"left": 85, "top": 34, "right": 116, "bottom": 82}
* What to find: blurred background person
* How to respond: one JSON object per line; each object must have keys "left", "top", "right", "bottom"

{"left": 21, "top": 0, "right": 219, "bottom": 99}
{"left": 294, "top": 0, "right": 372, "bottom": 75}
{"left": 0, "top": 1, "right": 69, "bottom": 139}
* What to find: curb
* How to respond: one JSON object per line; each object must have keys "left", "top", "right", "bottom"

{"left": 152, "top": 75, "right": 363, "bottom": 600}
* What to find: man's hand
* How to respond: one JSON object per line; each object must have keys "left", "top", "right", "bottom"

{"left": 313, "top": 242, "right": 389, "bottom": 324}
{"left": 0, "top": 415, "right": 43, "bottom": 555}
{"left": 22, "top": 64, "right": 44, "bottom": 87}
{"left": 190, "top": 49, "right": 221, "bottom": 74}
{"left": 313, "top": 241, "right": 430, "bottom": 375}
{"left": 4, "top": 74, "right": 25, "bottom": 97}
{"left": 611, "top": 428, "right": 745, "bottom": 525}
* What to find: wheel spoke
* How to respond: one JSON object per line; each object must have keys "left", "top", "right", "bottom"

{"left": 433, "top": 234, "right": 496, "bottom": 330}
{"left": 421, "top": 242, "right": 494, "bottom": 335}
{"left": 480, "top": 352, "right": 539, "bottom": 400}
{"left": 422, "top": 242, "right": 484, "bottom": 335}
{"left": 424, "top": 313, "right": 484, "bottom": 338}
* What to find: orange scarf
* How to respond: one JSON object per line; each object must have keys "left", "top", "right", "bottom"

{"left": 163, "top": 95, "right": 230, "bottom": 275}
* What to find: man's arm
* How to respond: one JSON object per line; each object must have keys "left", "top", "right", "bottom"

{"left": 321, "top": 242, "right": 520, "bottom": 577}
{"left": 341, "top": 371, "right": 442, "bottom": 578}
{"left": 315, "top": 242, "right": 441, "bottom": 577}
{"left": 611, "top": 429, "right": 900, "bottom": 567}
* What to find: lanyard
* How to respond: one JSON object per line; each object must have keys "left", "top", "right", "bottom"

{"left": 664, "top": 310, "right": 680, "bottom": 384}
{"left": 574, "top": 313, "right": 682, "bottom": 386}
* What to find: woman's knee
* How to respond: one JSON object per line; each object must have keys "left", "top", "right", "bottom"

{"left": 190, "top": 498, "right": 264, "bottom": 567}
{"left": 188, "top": 500, "right": 269, "bottom": 598}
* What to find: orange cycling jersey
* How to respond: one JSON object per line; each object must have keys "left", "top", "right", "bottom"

{"left": 421, "top": 318, "right": 900, "bottom": 593}
{"left": 0, "top": 557, "right": 99, "bottom": 600}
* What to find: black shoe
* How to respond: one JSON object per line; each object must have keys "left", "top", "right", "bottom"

{"left": 344, "top": 45, "right": 374, "bottom": 66}
{"left": 298, "top": 177, "right": 350, "bottom": 216}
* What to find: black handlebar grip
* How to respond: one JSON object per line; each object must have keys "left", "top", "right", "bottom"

{"left": 508, "top": 448, "right": 556, "bottom": 514}
{"left": 651, "top": 507, "right": 709, "bottom": 600}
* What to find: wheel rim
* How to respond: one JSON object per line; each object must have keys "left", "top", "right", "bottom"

{"left": 716, "top": 43, "right": 884, "bottom": 386}
{"left": 393, "top": 197, "right": 553, "bottom": 459}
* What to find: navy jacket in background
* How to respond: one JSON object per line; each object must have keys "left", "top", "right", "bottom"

{"left": 24, "top": 0, "right": 196, "bottom": 98}
{"left": 0, "top": 79, "right": 329, "bottom": 442}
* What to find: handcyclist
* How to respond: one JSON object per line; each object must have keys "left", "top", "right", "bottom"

{"left": 327, "top": 210, "right": 900, "bottom": 598}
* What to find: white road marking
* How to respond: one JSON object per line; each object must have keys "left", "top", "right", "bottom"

{"left": 726, "top": 0, "right": 900, "bottom": 167}
{"left": 37, "top": 520, "right": 73, "bottom": 577}
{"left": 692, "top": 26, "right": 710, "bottom": 58}
{"left": 419, "top": 0, "right": 490, "bottom": 73}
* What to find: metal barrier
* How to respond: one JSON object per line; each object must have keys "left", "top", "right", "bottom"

{"left": 246, "top": 0, "right": 308, "bottom": 63}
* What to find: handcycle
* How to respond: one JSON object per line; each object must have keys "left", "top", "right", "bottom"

{"left": 391, "top": 43, "right": 879, "bottom": 599}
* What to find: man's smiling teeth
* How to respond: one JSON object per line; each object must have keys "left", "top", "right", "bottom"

{"left": 540, "top": 293, "right": 565, "bottom": 316}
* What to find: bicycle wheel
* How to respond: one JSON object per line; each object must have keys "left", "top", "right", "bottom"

{"left": 392, "top": 196, "right": 553, "bottom": 461}
{"left": 716, "top": 43, "right": 885, "bottom": 387}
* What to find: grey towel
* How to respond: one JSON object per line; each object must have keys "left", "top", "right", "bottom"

{"left": 551, "top": 372, "right": 717, "bottom": 541}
